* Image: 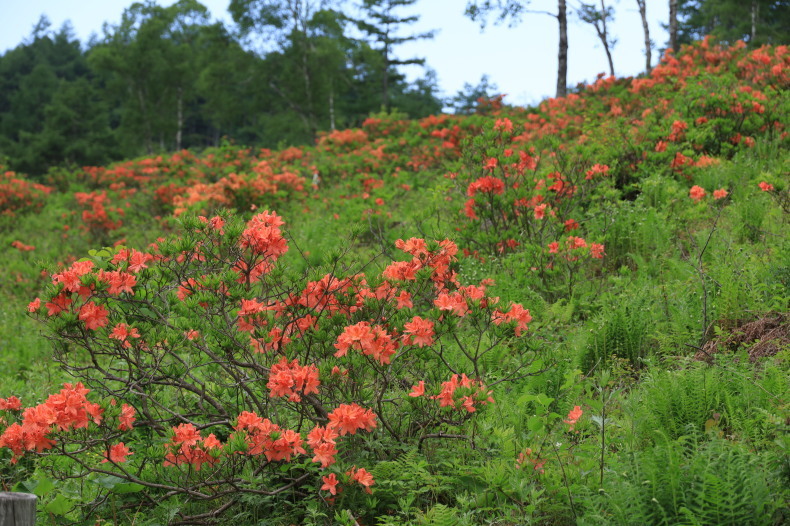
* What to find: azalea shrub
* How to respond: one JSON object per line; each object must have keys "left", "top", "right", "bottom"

{"left": 2, "top": 210, "right": 539, "bottom": 523}
{"left": 0, "top": 167, "right": 52, "bottom": 217}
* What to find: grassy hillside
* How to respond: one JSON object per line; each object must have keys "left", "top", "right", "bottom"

{"left": 0, "top": 38, "right": 788, "bottom": 525}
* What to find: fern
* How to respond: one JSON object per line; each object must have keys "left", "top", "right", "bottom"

{"left": 578, "top": 435, "right": 782, "bottom": 525}
{"left": 581, "top": 295, "right": 653, "bottom": 372}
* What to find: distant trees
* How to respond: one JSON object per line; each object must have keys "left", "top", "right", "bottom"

{"left": 465, "top": 0, "right": 569, "bottom": 98}
{"left": 352, "top": 0, "right": 435, "bottom": 111}
{"left": 669, "top": 0, "right": 679, "bottom": 52}
{"left": 577, "top": 0, "right": 616, "bottom": 77}
{"left": 0, "top": 18, "right": 112, "bottom": 174}
{"left": 0, "top": 0, "right": 442, "bottom": 175}
{"left": 90, "top": 0, "right": 211, "bottom": 154}
{"left": 449, "top": 75, "right": 501, "bottom": 115}
{"left": 677, "top": 0, "right": 790, "bottom": 47}
{"left": 635, "top": 0, "right": 652, "bottom": 73}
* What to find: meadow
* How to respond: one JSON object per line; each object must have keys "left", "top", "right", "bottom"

{"left": 0, "top": 38, "right": 788, "bottom": 525}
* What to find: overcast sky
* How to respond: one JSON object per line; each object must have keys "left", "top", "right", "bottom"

{"left": 1, "top": 0, "right": 668, "bottom": 106}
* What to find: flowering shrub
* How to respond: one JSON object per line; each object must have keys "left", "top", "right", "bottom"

{"left": 3, "top": 211, "right": 538, "bottom": 522}
{"left": 0, "top": 168, "right": 52, "bottom": 216}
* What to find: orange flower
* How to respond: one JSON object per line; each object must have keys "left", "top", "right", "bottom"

{"left": 403, "top": 316, "right": 435, "bottom": 347}
{"left": 102, "top": 442, "right": 132, "bottom": 463}
{"left": 78, "top": 301, "right": 109, "bottom": 330}
{"left": 713, "top": 188, "right": 728, "bottom": 200}
{"left": 346, "top": 466, "right": 375, "bottom": 493}
{"left": 118, "top": 403, "right": 136, "bottom": 431}
{"left": 321, "top": 473, "right": 339, "bottom": 495}
{"left": 589, "top": 243, "right": 605, "bottom": 259}
{"left": 564, "top": 405, "right": 583, "bottom": 431}
{"left": 408, "top": 381, "right": 425, "bottom": 398}
{"left": 689, "top": 185, "right": 706, "bottom": 202}
{"left": 327, "top": 404, "right": 377, "bottom": 436}
{"left": 758, "top": 181, "right": 774, "bottom": 192}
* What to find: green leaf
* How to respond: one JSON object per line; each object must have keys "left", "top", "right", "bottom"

{"left": 46, "top": 494, "right": 74, "bottom": 516}
{"left": 527, "top": 415, "right": 545, "bottom": 434}
{"left": 23, "top": 476, "right": 54, "bottom": 497}
{"left": 93, "top": 475, "right": 145, "bottom": 494}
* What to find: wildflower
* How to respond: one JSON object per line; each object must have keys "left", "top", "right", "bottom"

{"left": 321, "top": 473, "right": 339, "bottom": 495}
{"left": 327, "top": 404, "right": 377, "bottom": 436}
{"left": 79, "top": 301, "right": 109, "bottom": 330}
{"left": 102, "top": 442, "right": 132, "bottom": 463}
{"left": 689, "top": 185, "right": 706, "bottom": 202}
{"left": 713, "top": 188, "right": 728, "bottom": 200}
{"left": 408, "top": 381, "right": 425, "bottom": 398}
{"left": 118, "top": 404, "right": 136, "bottom": 431}
{"left": 0, "top": 396, "right": 21, "bottom": 411}
{"left": 347, "top": 466, "right": 375, "bottom": 493}
{"left": 564, "top": 405, "right": 583, "bottom": 431}
{"left": 758, "top": 181, "right": 774, "bottom": 192}
{"left": 590, "top": 243, "right": 605, "bottom": 259}
{"left": 403, "top": 316, "right": 435, "bottom": 347}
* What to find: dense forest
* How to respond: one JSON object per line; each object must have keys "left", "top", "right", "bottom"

{"left": 1, "top": 0, "right": 788, "bottom": 176}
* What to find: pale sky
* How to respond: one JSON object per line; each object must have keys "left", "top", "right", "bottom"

{"left": 0, "top": 0, "right": 668, "bottom": 107}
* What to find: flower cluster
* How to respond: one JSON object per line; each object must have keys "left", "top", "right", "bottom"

{"left": 0, "top": 383, "right": 102, "bottom": 463}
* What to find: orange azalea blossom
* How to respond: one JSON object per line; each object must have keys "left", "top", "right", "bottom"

{"left": 0, "top": 396, "right": 21, "bottom": 411}
{"left": 307, "top": 425, "right": 339, "bottom": 467}
{"left": 346, "top": 466, "right": 375, "bottom": 493}
{"left": 516, "top": 447, "right": 546, "bottom": 473}
{"left": 689, "top": 185, "right": 707, "bottom": 202}
{"left": 79, "top": 301, "right": 109, "bottom": 330}
{"left": 408, "top": 381, "right": 426, "bottom": 397}
{"left": 267, "top": 357, "right": 320, "bottom": 402}
{"left": 432, "top": 374, "right": 494, "bottom": 412}
{"left": 494, "top": 117, "right": 513, "bottom": 132}
{"left": 0, "top": 382, "right": 103, "bottom": 463}
{"left": 403, "top": 316, "right": 435, "bottom": 347}
{"left": 11, "top": 240, "right": 34, "bottom": 251}
{"left": 564, "top": 405, "right": 583, "bottom": 431}
{"left": 758, "top": 181, "right": 774, "bottom": 191}
{"left": 434, "top": 292, "right": 469, "bottom": 316}
{"left": 52, "top": 260, "right": 94, "bottom": 294}
{"left": 97, "top": 270, "right": 137, "bottom": 295}
{"left": 102, "top": 442, "right": 132, "bottom": 463}
{"left": 713, "top": 188, "right": 729, "bottom": 199}
{"left": 491, "top": 303, "right": 532, "bottom": 335}
{"left": 231, "top": 412, "right": 305, "bottom": 463}
{"left": 109, "top": 323, "right": 141, "bottom": 348}
{"left": 165, "top": 423, "right": 224, "bottom": 470}
{"left": 118, "top": 403, "right": 136, "bottom": 431}
{"left": 321, "top": 473, "right": 339, "bottom": 495}
{"left": 327, "top": 403, "right": 377, "bottom": 436}
{"left": 589, "top": 243, "right": 605, "bottom": 259}
{"left": 467, "top": 176, "right": 504, "bottom": 196}
{"left": 584, "top": 163, "right": 610, "bottom": 180}
{"left": 334, "top": 321, "right": 398, "bottom": 364}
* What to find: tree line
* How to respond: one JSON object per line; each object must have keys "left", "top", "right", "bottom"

{"left": 1, "top": 0, "right": 787, "bottom": 176}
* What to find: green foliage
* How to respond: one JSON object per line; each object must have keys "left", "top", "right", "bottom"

{"left": 581, "top": 295, "right": 654, "bottom": 373}
{"left": 631, "top": 360, "right": 785, "bottom": 445}
{"left": 579, "top": 434, "right": 785, "bottom": 525}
